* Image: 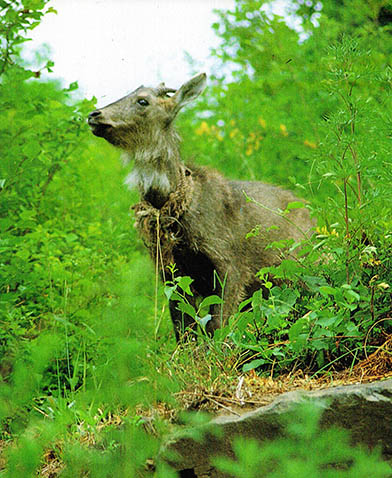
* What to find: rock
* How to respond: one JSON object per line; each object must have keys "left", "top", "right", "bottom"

{"left": 161, "top": 379, "right": 392, "bottom": 477}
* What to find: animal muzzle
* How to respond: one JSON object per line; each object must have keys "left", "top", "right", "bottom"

{"left": 87, "top": 110, "right": 113, "bottom": 139}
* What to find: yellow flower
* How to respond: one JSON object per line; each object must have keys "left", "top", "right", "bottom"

{"left": 280, "top": 124, "right": 288, "bottom": 137}
{"left": 304, "top": 139, "right": 317, "bottom": 149}
{"left": 195, "top": 121, "right": 210, "bottom": 136}
{"left": 258, "top": 117, "right": 267, "bottom": 128}
{"left": 245, "top": 146, "right": 253, "bottom": 156}
{"left": 229, "top": 128, "right": 239, "bottom": 139}
{"left": 369, "top": 258, "right": 382, "bottom": 266}
{"left": 378, "top": 282, "right": 390, "bottom": 289}
{"left": 316, "top": 226, "right": 339, "bottom": 237}
{"left": 316, "top": 226, "right": 328, "bottom": 235}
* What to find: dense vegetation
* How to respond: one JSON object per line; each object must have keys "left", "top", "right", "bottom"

{"left": 0, "top": 0, "right": 391, "bottom": 476}
{"left": 180, "top": 0, "right": 392, "bottom": 375}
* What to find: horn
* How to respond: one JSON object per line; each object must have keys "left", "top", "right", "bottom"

{"left": 156, "top": 83, "right": 177, "bottom": 97}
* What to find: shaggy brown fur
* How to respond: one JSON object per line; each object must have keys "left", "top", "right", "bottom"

{"left": 88, "top": 73, "right": 314, "bottom": 340}
{"left": 132, "top": 164, "right": 194, "bottom": 268}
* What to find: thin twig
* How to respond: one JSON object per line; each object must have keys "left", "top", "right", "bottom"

{"left": 203, "top": 395, "right": 241, "bottom": 416}
{"left": 154, "top": 214, "right": 160, "bottom": 342}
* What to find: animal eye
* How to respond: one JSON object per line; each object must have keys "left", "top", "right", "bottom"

{"left": 137, "top": 98, "right": 149, "bottom": 106}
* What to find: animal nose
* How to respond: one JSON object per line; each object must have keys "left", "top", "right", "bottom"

{"left": 88, "top": 110, "right": 102, "bottom": 119}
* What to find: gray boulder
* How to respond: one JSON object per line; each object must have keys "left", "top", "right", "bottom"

{"left": 162, "top": 379, "right": 392, "bottom": 477}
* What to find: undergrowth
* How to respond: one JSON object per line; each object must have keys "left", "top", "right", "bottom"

{"left": 0, "top": 0, "right": 391, "bottom": 476}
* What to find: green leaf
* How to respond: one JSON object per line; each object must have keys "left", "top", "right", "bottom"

{"left": 65, "top": 233, "right": 78, "bottom": 243}
{"left": 198, "top": 295, "right": 223, "bottom": 310}
{"left": 238, "top": 297, "right": 253, "bottom": 311}
{"left": 22, "top": 141, "right": 41, "bottom": 157}
{"left": 177, "top": 302, "right": 196, "bottom": 318}
{"left": 319, "top": 286, "right": 337, "bottom": 297}
{"left": 69, "top": 81, "right": 79, "bottom": 91}
{"left": 285, "top": 201, "right": 305, "bottom": 211}
{"left": 344, "top": 289, "right": 361, "bottom": 302}
{"left": 242, "top": 359, "right": 266, "bottom": 372}
{"left": 316, "top": 315, "right": 340, "bottom": 328}
{"left": 175, "top": 276, "right": 193, "bottom": 295}
{"left": 164, "top": 286, "right": 177, "bottom": 301}
{"left": 246, "top": 224, "right": 261, "bottom": 239}
{"left": 196, "top": 314, "right": 213, "bottom": 329}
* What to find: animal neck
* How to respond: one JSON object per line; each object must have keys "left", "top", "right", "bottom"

{"left": 124, "top": 130, "right": 183, "bottom": 209}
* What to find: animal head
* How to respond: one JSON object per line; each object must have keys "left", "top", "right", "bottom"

{"left": 88, "top": 73, "right": 207, "bottom": 153}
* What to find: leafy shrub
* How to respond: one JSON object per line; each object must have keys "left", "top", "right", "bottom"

{"left": 175, "top": 0, "right": 392, "bottom": 374}
{"left": 0, "top": 1, "right": 148, "bottom": 391}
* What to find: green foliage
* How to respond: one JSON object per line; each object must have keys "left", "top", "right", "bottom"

{"left": 0, "top": 4, "right": 171, "bottom": 475}
{"left": 214, "top": 402, "right": 391, "bottom": 477}
{"left": 176, "top": 0, "right": 392, "bottom": 374}
{"left": 1, "top": 0, "right": 392, "bottom": 476}
{"left": 0, "top": 0, "right": 52, "bottom": 77}
{"left": 165, "top": 265, "right": 223, "bottom": 334}
{"left": 0, "top": 1, "right": 146, "bottom": 390}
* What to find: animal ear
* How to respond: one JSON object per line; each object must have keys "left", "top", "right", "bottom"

{"left": 171, "top": 73, "right": 207, "bottom": 116}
